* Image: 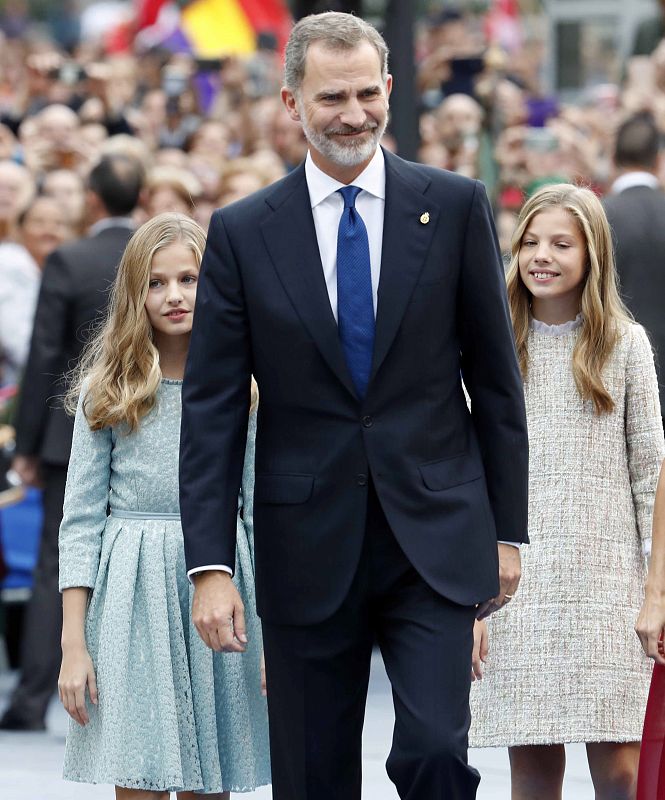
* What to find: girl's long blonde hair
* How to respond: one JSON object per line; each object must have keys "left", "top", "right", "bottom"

{"left": 67, "top": 213, "right": 206, "bottom": 431}
{"left": 506, "top": 184, "right": 633, "bottom": 414}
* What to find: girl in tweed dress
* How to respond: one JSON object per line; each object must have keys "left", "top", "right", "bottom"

{"left": 470, "top": 185, "right": 664, "bottom": 799}
{"left": 56, "top": 214, "right": 270, "bottom": 798}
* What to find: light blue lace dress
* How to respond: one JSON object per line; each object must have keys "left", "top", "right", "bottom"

{"left": 58, "top": 380, "right": 270, "bottom": 793}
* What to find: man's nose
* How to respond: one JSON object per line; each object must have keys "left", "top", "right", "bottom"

{"left": 339, "top": 97, "right": 367, "bottom": 128}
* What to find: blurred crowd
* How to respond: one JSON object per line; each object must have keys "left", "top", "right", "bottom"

{"left": 1, "top": 2, "right": 665, "bottom": 391}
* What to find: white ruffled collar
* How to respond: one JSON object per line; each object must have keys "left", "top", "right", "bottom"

{"left": 529, "top": 312, "right": 584, "bottom": 336}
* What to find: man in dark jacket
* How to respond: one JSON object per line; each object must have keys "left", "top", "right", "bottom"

{"left": 604, "top": 112, "right": 665, "bottom": 428}
{"left": 0, "top": 154, "right": 142, "bottom": 731}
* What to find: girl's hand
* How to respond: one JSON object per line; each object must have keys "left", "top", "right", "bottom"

{"left": 260, "top": 650, "right": 267, "bottom": 697}
{"left": 472, "top": 620, "right": 489, "bottom": 681}
{"left": 58, "top": 644, "right": 98, "bottom": 726}
{"left": 636, "top": 588, "right": 665, "bottom": 666}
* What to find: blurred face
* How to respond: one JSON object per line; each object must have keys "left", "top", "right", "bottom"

{"left": 219, "top": 171, "right": 263, "bottom": 206}
{"left": 145, "top": 241, "right": 199, "bottom": 340}
{"left": 282, "top": 41, "right": 392, "bottom": 175}
{"left": 0, "top": 162, "right": 33, "bottom": 223}
{"left": 147, "top": 186, "right": 192, "bottom": 218}
{"left": 20, "top": 196, "right": 69, "bottom": 266}
{"left": 38, "top": 105, "right": 79, "bottom": 148}
{"left": 518, "top": 207, "right": 587, "bottom": 319}
{"left": 42, "top": 169, "right": 85, "bottom": 226}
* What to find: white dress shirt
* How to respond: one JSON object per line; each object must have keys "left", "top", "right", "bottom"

{"left": 188, "top": 148, "right": 517, "bottom": 581}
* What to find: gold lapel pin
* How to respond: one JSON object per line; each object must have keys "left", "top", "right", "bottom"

{"left": 420, "top": 212, "right": 430, "bottom": 224}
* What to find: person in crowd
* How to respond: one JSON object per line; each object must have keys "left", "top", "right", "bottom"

{"left": 216, "top": 158, "right": 270, "bottom": 208}
{"left": 0, "top": 154, "right": 142, "bottom": 732}
{"left": 0, "top": 159, "right": 34, "bottom": 241}
{"left": 144, "top": 165, "right": 201, "bottom": 219}
{"left": 470, "top": 184, "right": 665, "bottom": 799}
{"left": 41, "top": 168, "right": 86, "bottom": 233}
{"left": 180, "top": 12, "right": 528, "bottom": 800}
{"left": 0, "top": 194, "right": 71, "bottom": 387}
{"left": 57, "top": 212, "right": 269, "bottom": 797}
{"left": 635, "top": 460, "right": 665, "bottom": 799}
{"left": 603, "top": 112, "right": 665, "bottom": 429}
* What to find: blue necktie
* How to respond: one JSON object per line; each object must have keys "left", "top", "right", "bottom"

{"left": 336, "top": 185, "right": 375, "bottom": 398}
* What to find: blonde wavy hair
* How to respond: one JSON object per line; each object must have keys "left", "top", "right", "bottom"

{"left": 67, "top": 213, "right": 206, "bottom": 431}
{"left": 506, "top": 184, "right": 633, "bottom": 415}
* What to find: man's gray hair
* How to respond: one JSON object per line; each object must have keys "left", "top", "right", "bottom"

{"left": 284, "top": 12, "right": 389, "bottom": 93}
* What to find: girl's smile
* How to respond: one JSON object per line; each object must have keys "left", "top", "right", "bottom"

{"left": 518, "top": 207, "right": 586, "bottom": 325}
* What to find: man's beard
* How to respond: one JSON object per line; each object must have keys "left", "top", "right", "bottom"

{"left": 298, "top": 101, "right": 387, "bottom": 168}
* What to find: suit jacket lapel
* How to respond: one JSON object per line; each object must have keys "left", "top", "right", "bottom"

{"left": 260, "top": 166, "right": 357, "bottom": 399}
{"left": 371, "top": 151, "right": 441, "bottom": 382}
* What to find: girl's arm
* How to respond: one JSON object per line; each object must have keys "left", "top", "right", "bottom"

{"left": 59, "top": 587, "right": 98, "bottom": 725}
{"left": 57, "top": 383, "right": 112, "bottom": 721}
{"left": 637, "top": 462, "right": 665, "bottom": 664}
{"left": 624, "top": 325, "right": 665, "bottom": 552}
{"left": 59, "top": 384, "right": 112, "bottom": 591}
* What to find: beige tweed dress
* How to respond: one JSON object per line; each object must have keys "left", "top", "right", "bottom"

{"left": 470, "top": 316, "right": 665, "bottom": 747}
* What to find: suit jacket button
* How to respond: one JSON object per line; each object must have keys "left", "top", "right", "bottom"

{"left": 362, "top": 415, "right": 373, "bottom": 428}
{"left": 357, "top": 474, "right": 368, "bottom": 486}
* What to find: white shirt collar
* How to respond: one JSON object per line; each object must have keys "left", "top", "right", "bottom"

{"left": 88, "top": 216, "right": 136, "bottom": 237}
{"left": 610, "top": 171, "right": 660, "bottom": 195}
{"left": 304, "top": 147, "right": 386, "bottom": 208}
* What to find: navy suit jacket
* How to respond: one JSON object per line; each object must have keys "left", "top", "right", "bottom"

{"left": 180, "top": 150, "right": 528, "bottom": 626}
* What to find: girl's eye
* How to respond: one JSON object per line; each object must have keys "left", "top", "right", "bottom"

{"left": 522, "top": 240, "right": 536, "bottom": 247}
{"left": 148, "top": 279, "right": 161, "bottom": 289}
{"left": 182, "top": 275, "right": 197, "bottom": 284}
{"left": 555, "top": 242, "right": 570, "bottom": 249}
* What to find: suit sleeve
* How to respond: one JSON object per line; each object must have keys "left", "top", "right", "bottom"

{"left": 180, "top": 210, "right": 253, "bottom": 573}
{"left": 14, "top": 249, "right": 71, "bottom": 456}
{"left": 459, "top": 181, "right": 529, "bottom": 543}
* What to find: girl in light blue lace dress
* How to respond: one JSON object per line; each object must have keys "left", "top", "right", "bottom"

{"left": 57, "top": 213, "right": 270, "bottom": 799}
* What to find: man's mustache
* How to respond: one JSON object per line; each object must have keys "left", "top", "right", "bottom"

{"left": 324, "top": 121, "right": 379, "bottom": 136}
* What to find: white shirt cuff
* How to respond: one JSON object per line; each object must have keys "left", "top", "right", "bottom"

{"left": 187, "top": 564, "right": 233, "bottom": 583}
{"left": 498, "top": 540, "right": 521, "bottom": 548}
{"left": 643, "top": 538, "right": 652, "bottom": 558}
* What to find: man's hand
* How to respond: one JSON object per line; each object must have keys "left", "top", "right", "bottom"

{"left": 191, "top": 570, "right": 247, "bottom": 653}
{"left": 12, "top": 454, "right": 42, "bottom": 488}
{"left": 476, "top": 543, "right": 521, "bottom": 620}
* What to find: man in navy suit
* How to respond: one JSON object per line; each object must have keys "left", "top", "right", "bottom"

{"left": 180, "top": 12, "right": 528, "bottom": 799}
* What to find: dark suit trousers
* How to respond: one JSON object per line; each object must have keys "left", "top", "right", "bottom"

{"left": 262, "top": 480, "right": 480, "bottom": 800}
{"left": 6, "top": 464, "right": 67, "bottom": 724}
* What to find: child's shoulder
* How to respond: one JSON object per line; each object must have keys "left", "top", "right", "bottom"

{"left": 616, "top": 320, "right": 651, "bottom": 351}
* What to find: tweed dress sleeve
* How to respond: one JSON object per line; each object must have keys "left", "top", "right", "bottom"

{"left": 58, "top": 385, "right": 112, "bottom": 590}
{"left": 625, "top": 324, "right": 665, "bottom": 551}
{"left": 238, "top": 406, "right": 257, "bottom": 573}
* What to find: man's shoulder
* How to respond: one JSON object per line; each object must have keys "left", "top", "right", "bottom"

{"left": 604, "top": 185, "right": 665, "bottom": 217}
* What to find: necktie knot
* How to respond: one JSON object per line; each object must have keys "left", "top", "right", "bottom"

{"left": 338, "top": 185, "right": 362, "bottom": 210}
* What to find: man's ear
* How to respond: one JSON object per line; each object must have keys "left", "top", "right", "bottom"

{"left": 281, "top": 87, "right": 300, "bottom": 122}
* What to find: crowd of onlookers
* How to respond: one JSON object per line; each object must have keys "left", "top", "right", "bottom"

{"left": 0, "top": 1, "right": 663, "bottom": 481}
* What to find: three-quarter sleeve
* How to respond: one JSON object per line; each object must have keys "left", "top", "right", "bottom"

{"left": 625, "top": 324, "right": 665, "bottom": 550}
{"left": 58, "top": 386, "right": 112, "bottom": 591}
{"left": 237, "top": 406, "right": 257, "bottom": 575}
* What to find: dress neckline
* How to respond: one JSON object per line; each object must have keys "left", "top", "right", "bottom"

{"left": 530, "top": 313, "right": 583, "bottom": 336}
{"left": 161, "top": 378, "right": 183, "bottom": 385}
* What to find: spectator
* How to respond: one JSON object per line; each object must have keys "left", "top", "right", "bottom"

{"left": 603, "top": 112, "right": 665, "bottom": 427}
{"left": 0, "top": 195, "right": 71, "bottom": 386}
{"left": 0, "top": 159, "right": 34, "bottom": 241}
{"left": 0, "top": 154, "right": 142, "bottom": 732}
{"left": 41, "top": 168, "right": 86, "bottom": 233}
{"left": 144, "top": 164, "right": 201, "bottom": 218}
